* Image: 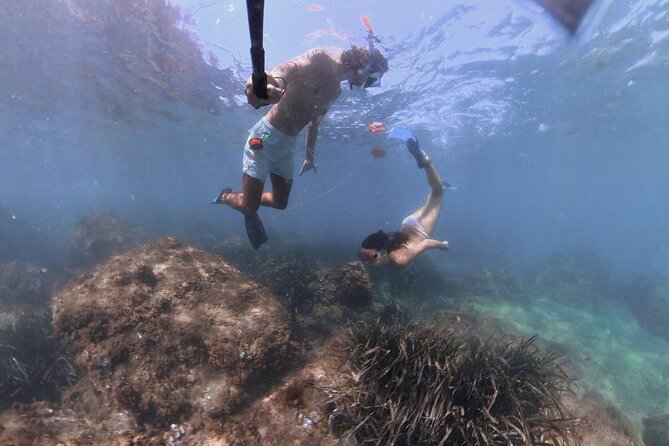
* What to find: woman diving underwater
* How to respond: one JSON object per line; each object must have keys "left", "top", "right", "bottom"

{"left": 359, "top": 128, "right": 450, "bottom": 268}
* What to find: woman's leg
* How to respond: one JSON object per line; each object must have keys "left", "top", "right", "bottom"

{"left": 411, "top": 157, "right": 445, "bottom": 236}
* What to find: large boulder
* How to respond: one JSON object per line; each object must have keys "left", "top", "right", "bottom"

{"left": 309, "top": 261, "right": 372, "bottom": 308}
{"left": 290, "top": 261, "right": 374, "bottom": 341}
{"left": 52, "top": 237, "right": 296, "bottom": 428}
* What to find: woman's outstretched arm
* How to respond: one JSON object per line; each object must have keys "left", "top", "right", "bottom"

{"left": 389, "top": 239, "right": 448, "bottom": 267}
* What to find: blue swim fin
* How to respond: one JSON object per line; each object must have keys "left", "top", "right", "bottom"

{"left": 388, "top": 127, "right": 427, "bottom": 169}
{"left": 442, "top": 180, "right": 458, "bottom": 191}
{"left": 244, "top": 213, "right": 268, "bottom": 250}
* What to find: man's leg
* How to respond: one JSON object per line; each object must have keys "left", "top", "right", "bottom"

{"left": 218, "top": 172, "right": 293, "bottom": 213}
{"left": 264, "top": 173, "right": 293, "bottom": 209}
{"left": 218, "top": 173, "right": 264, "bottom": 215}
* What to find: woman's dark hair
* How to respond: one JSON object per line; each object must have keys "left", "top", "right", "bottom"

{"left": 361, "top": 230, "right": 409, "bottom": 253}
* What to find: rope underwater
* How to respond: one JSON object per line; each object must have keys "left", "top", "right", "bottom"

{"left": 268, "top": 155, "right": 378, "bottom": 221}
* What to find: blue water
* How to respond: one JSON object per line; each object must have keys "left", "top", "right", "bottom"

{"left": 2, "top": 0, "right": 668, "bottom": 432}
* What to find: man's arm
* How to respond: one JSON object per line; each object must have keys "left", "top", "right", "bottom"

{"left": 245, "top": 56, "right": 303, "bottom": 108}
{"left": 300, "top": 112, "right": 326, "bottom": 175}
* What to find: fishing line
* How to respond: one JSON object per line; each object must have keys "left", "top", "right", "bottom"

{"left": 268, "top": 155, "right": 377, "bottom": 220}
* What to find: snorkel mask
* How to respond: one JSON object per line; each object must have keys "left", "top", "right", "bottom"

{"left": 362, "top": 66, "right": 383, "bottom": 89}
{"left": 355, "top": 24, "right": 384, "bottom": 89}
{"left": 358, "top": 249, "right": 379, "bottom": 263}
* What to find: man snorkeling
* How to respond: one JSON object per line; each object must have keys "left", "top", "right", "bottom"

{"left": 212, "top": 44, "right": 389, "bottom": 249}
{"left": 359, "top": 129, "right": 449, "bottom": 268}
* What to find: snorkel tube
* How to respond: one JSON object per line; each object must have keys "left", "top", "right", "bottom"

{"left": 359, "top": 16, "right": 383, "bottom": 89}
{"left": 246, "top": 0, "right": 268, "bottom": 103}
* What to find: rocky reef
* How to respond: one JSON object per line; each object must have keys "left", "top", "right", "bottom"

{"left": 0, "top": 237, "right": 646, "bottom": 445}
{"left": 53, "top": 236, "right": 296, "bottom": 427}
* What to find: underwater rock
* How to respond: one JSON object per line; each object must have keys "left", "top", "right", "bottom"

{"left": 65, "top": 210, "right": 150, "bottom": 270}
{"left": 309, "top": 261, "right": 372, "bottom": 308}
{"left": 52, "top": 236, "right": 296, "bottom": 428}
{"left": 0, "top": 260, "right": 51, "bottom": 305}
{"left": 642, "top": 413, "right": 669, "bottom": 446}
{"left": 368, "top": 255, "right": 447, "bottom": 302}
{"left": 293, "top": 261, "right": 373, "bottom": 341}
{"left": 625, "top": 273, "right": 669, "bottom": 342}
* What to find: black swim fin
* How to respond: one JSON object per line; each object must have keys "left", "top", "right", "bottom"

{"left": 535, "top": 0, "right": 595, "bottom": 34}
{"left": 388, "top": 127, "right": 427, "bottom": 169}
{"left": 406, "top": 138, "right": 428, "bottom": 169}
{"left": 211, "top": 187, "right": 232, "bottom": 205}
{"left": 244, "top": 213, "right": 268, "bottom": 250}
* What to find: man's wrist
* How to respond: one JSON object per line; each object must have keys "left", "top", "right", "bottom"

{"left": 270, "top": 73, "right": 287, "bottom": 90}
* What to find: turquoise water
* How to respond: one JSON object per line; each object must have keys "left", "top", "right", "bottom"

{"left": 2, "top": 0, "right": 669, "bottom": 436}
{"left": 474, "top": 294, "right": 669, "bottom": 426}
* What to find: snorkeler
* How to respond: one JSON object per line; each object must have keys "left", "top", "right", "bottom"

{"left": 359, "top": 129, "right": 449, "bottom": 268}
{"left": 212, "top": 44, "right": 389, "bottom": 249}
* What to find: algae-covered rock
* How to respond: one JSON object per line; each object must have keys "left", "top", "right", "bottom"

{"left": 53, "top": 236, "right": 296, "bottom": 427}
{"left": 309, "top": 261, "right": 372, "bottom": 308}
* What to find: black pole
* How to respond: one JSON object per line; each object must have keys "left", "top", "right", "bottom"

{"left": 534, "top": 0, "right": 596, "bottom": 34}
{"left": 246, "top": 0, "right": 268, "bottom": 100}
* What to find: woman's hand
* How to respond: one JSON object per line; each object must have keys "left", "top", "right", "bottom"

{"left": 439, "top": 241, "right": 449, "bottom": 250}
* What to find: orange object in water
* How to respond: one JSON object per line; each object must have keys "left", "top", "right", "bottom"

{"left": 307, "top": 4, "right": 325, "bottom": 12}
{"left": 368, "top": 122, "right": 385, "bottom": 132}
{"left": 371, "top": 148, "right": 386, "bottom": 158}
{"left": 361, "top": 16, "right": 373, "bottom": 31}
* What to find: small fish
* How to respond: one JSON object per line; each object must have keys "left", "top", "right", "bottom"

{"left": 371, "top": 148, "right": 386, "bottom": 158}
{"left": 307, "top": 4, "right": 325, "bottom": 12}
{"left": 368, "top": 122, "right": 385, "bottom": 132}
